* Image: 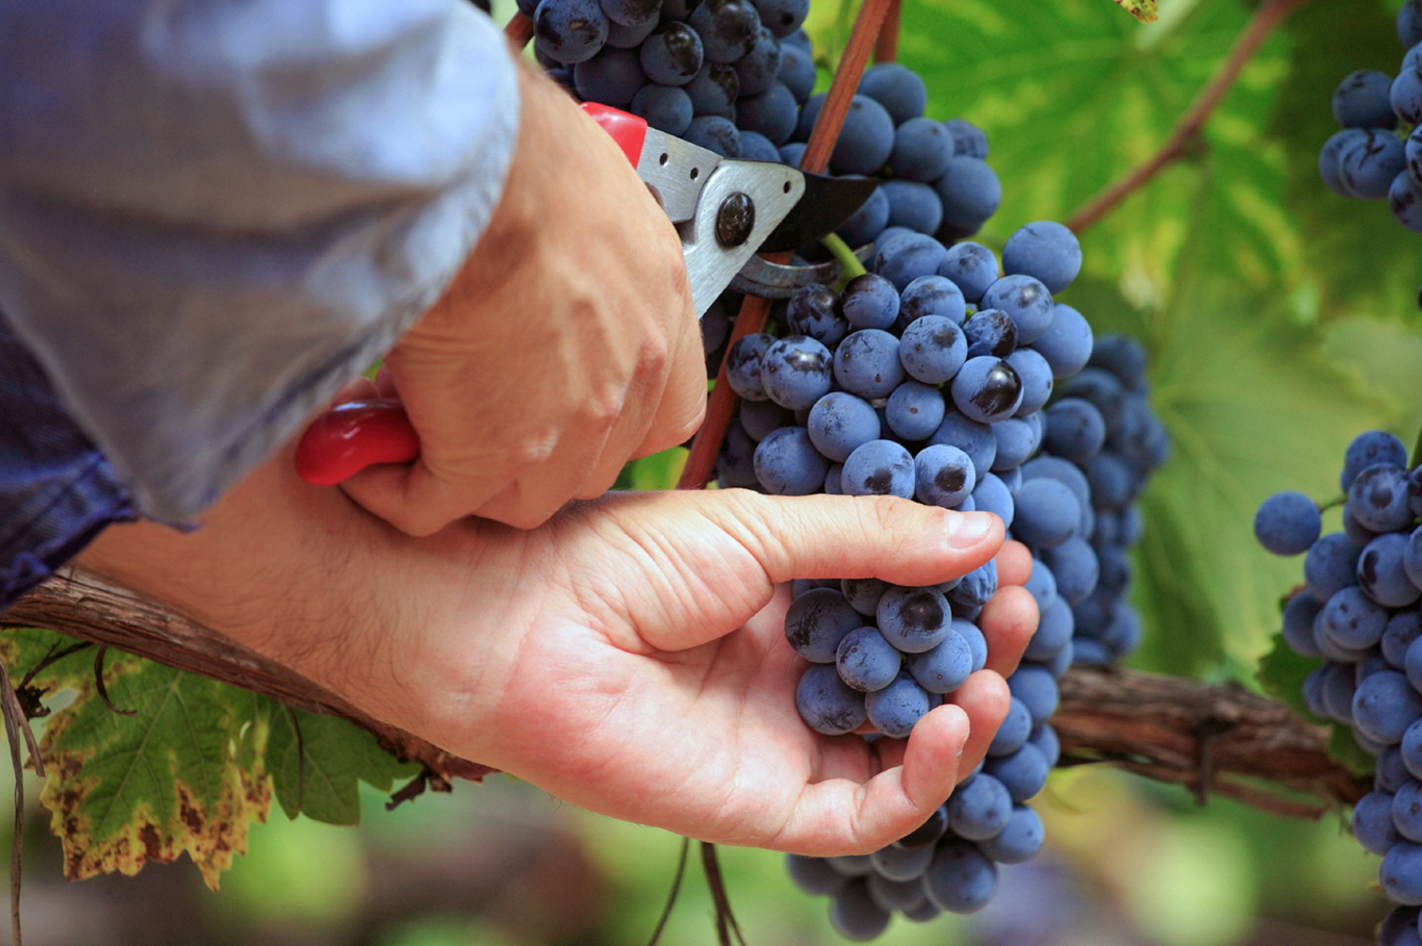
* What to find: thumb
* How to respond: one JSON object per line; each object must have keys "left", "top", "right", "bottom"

{"left": 587, "top": 489, "right": 1004, "bottom": 652}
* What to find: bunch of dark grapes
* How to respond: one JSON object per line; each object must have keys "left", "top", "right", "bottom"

{"left": 1319, "top": 0, "right": 1422, "bottom": 243}
{"left": 714, "top": 219, "right": 1169, "bottom": 935}
{"left": 1255, "top": 431, "right": 1422, "bottom": 944}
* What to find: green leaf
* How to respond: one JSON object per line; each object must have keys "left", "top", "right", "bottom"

{"left": 34, "top": 651, "right": 271, "bottom": 890}
{"left": 264, "top": 702, "right": 419, "bottom": 826}
{"left": 1113, "top": 0, "right": 1158, "bottom": 23}
{"left": 1255, "top": 632, "right": 1320, "bottom": 720}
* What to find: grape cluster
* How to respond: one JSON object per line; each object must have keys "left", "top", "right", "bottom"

{"left": 1255, "top": 431, "right": 1422, "bottom": 942}
{"left": 1318, "top": 0, "right": 1422, "bottom": 240}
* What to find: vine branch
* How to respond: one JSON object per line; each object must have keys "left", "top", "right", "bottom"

{"left": 0, "top": 569, "right": 1373, "bottom": 820}
{"left": 1064, "top": 0, "right": 1308, "bottom": 234}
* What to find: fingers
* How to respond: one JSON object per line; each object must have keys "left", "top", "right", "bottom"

{"left": 942, "top": 670, "right": 1013, "bottom": 777}
{"left": 709, "top": 491, "right": 1006, "bottom": 589}
{"left": 775, "top": 704, "right": 971, "bottom": 856}
{"left": 994, "top": 540, "right": 1033, "bottom": 587}
{"left": 977, "top": 585, "right": 1039, "bottom": 678}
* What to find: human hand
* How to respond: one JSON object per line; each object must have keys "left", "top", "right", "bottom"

{"left": 77, "top": 452, "right": 1037, "bottom": 856}
{"left": 338, "top": 63, "right": 706, "bottom": 536}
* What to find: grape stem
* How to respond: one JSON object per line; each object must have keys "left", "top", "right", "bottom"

{"left": 1064, "top": 0, "right": 1309, "bottom": 234}
{"left": 4, "top": 568, "right": 1370, "bottom": 821}
{"left": 821, "top": 232, "right": 868, "bottom": 286}
{"left": 1411, "top": 422, "right": 1422, "bottom": 471}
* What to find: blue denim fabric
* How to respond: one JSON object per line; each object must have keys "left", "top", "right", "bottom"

{"left": 0, "top": 313, "right": 136, "bottom": 610}
{"left": 0, "top": 0, "right": 519, "bottom": 525}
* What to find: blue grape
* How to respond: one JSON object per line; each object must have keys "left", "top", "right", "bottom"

{"left": 985, "top": 743, "right": 1049, "bottom": 803}
{"left": 685, "top": 114, "right": 742, "bottom": 156}
{"left": 605, "top": 14, "right": 658, "bottom": 47}
{"left": 858, "top": 62, "right": 927, "bottom": 125}
{"left": 786, "top": 284, "right": 850, "bottom": 346}
{"left": 842, "top": 439, "right": 915, "bottom": 499}
{"left": 1254, "top": 491, "right": 1322, "bottom": 556}
{"left": 1355, "top": 670, "right": 1422, "bottom": 744}
{"left": 935, "top": 157, "right": 1001, "bottom": 231}
{"left": 904, "top": 630, "right": 973, "bottom": 694}
{"left": 864, "top": 672, "right": 931, "bottom": 737}
{"left": 1338, "top": 128, "right": 1407, "bottom": 199}
{"left": 1361, "top": 533, "right": 1422, "bottom": 608}
{"left": 1399, "top": 781, "right": 1422, "bottom": 843}
{"left": 978, "top": 806, "right": 1045, "bottom": 864}
{"left": 869, "top": 841, "right": 934, "bottom": 882}
{"left": 689, "top": 0, "right": 760, "bottom": 63}
{"left": 534, "top": 0, "right": 610, "bottom": 64}
{"left": 1354, "top": 790, "right": 1401, "bottom": 855}
{"left": 937, "top": 242, "right": 999, "bottom": 304}
{"left": 761, "top": 335, "right": 833, "bottom": 410}
{"left": 726, "top": 332, "right": 773, "bottom": 399}
{"left": 1349, "top": 463, "right": 1413, "bottom": 533}
{"left": 737, "top": 129, "right": 781, "bottom": 162}
{"left": 1319, "top": 586, "right": 1388, "bottom": 651}
{"left": 840, "top": 273, "right": 901, "bottom": 330}
{"left": 981, "top": 275, "right": 1053, "bottom": 345}
{"left": 1392, "top": 169, "right": 1422, "bottom": 231}
{"left": 947, "top": 773, "right": 1014, "bottom": 841}
{"left": 1008, "top": 665, "right": 1060, "bottom": 723}
{"left": 1022, "top": 455, "right": 1092, "bottom": 513}
{"left": 1382, "top": 841, "right": 1422, "bottom": 905}
{"left": 1085, "top": 452, "right": 1133, "bottom": 510}
{"left": 895, "top": 804, "right": 949, "bottom": 848}
{"left": 1006, "top": 348, "right": 1054, "bottom": 415}
{"left": 1387, "top": 612, "right": 1422, "bottom": 671}
{"left": 837, "top": 626, "right": 903, "bottom": 692}
{"left": 1402, "top": 1, "right": 1422, "bottom": 47}
{"left": 914, "top": 443, "right": 977, "bottom": 509}
{"left": 1379, "top": 906, "right": 1422, "bottom": 946}
{"left": 836, "top": 182, "right": 890, "bottom": 247}
{"left": 1013, "top": 477, "right": 1080, "bottom": 549}
{"left": 753, "top": 0, "right": 807, "bottom": 37}
{"left": 827, "top": 854, "right": 874, "bottom": 876}
{"left": 990, "top": 417, "right": 1040, "bottom": 471}
{"left": 784, "top": 587, "right": 862, "bottom": 662}
{"left": 866, "top": 873, "right": 928, "bottom": 914}
{"left": 923, "top": 841, "right": 997, "bottom": 914}
{"left": 738, "top": 398, "right": 792, "bottom": 441}
{"left": 951, "top": 356, "right": 1023, "bottom": 425}
{"left": 1320, "top": 128, "right": 1369, "bottom": 197}
{"left": 876, "top": 585, "right": 952, "bottom": 654}
{"left": 573, "top": 46, "right": 646, "bottom": 107}
{"left": 776, "top": 40, "right": 815, "bottom": 101}
{"left": 1383, "top": 744, "right": 1413, "bottom": 793}
{"left": 900, "top": 275, "right": 967, "bottom": 327}
{"left": 737, "top": 81, "right": 798, "bottom": 145}
{"left": 1040, "top": 536, "right": 1099, "bottom": 606}
{"left": 834, "top": 329, "right": 904, "bottom": 399}
{"left": 630, "top": 84, "right": 693, "bottom": 134}
{"left": 830, "top": 94, "right": 896, "bottom": 176}
{"left": 796, "top": 664, "right": 867, "bottom": 735}
{"left": 841, "top": 576, "right": 888, "bottom": 617}
{"left": 948, "top": 560, "right": 998, "bottom": 610}
{"left": 1394, "top": 66, "right": 1422, "bottom": 126}
{"left": 1044, "top": 397, "right": 1106, "bottom": 464}
{"left": 943, "top": 119, "right": 989, "bottom": 159}
{"left": 930, "top": 410, "right": 997, "bottom": 480}
{"left": 807, "top": 391, "right": 880, "bottom": 462}
{"left": 969, "top": 472, "right": 1014, "bottom": 529}
{"left": 898, "top": 316, "right": 967, "bottom": 385}
{"left": 1031, "top": 303, "right": 1095, "bottom": 378}
{"left": 829, "top": 879, "right": 892, "bottom": 940}
{"left": 1024, "top": 593, "right": 1073, "bottom": 662}
{"left": 1343, "top": 431, "right": 1409, "bottom": 489}
{"left": 754, "top": 425, "right": 829, "bottom": 495}
{"left": 786, "top": 854, "right": 851, "bottom": 896}
{"left": 988, "top": 697, "right": 1033, "bottom": 757}
{"left": 733, "top": 25, "right": 782, "bottom": 96}
{"left": 684, "top": 60, "right": 739, "bottom": 117}
{"left": 793, "top": 90, "right": 824, "bottom": 141}
{"left": 879, "top": 179, "right": 943, "bottom": 235}
{"left": 638, "top": 21, "right": 703, "bottom": 85}
{"left": 962, "top": 309, "right": 1018, "bottom": 359}
{"left": 876, "top": 232, "right": 949, "bottom": 292}
{"left": 1305, "top": 533, "right": 1363, "bottom": 602}
{"left": 1334, "top": 70, "right": 1398, "bottom": 128}
{"left": 891, "top": 117, "right": 953, "bottom": 182}
{"left": 1002, "top": 221, "right": 1082, "bottom": 294}
{"left": 885, "top": 381, "right": 946, "bottom": 442}
{"left": 1029, "top": 723, "right": 1060, "bottom": 768}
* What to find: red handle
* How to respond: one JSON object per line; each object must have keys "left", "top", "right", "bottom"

{"left": 295, "top": 106, "right": 645, "bottom": 487}
{"left": 294, "top": 399, "right": 419, "bottom": 486}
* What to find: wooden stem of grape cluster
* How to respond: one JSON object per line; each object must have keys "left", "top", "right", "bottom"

{"left": 504, "top": 11, "right": 534, "bottom": 48}
{"left": 1064, "top": 0, "right": 1309, "bottom": 234}
{"left": 0, "top": 570, "right": 1373, "bottom": 820}
{"left": 0, "top": 568, "right": 496, "bottom": 786}
{"left": 678, "top": 0, "right": 897, "bottom": 489}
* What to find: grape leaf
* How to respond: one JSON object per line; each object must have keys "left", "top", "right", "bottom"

{"left": 264, "top": 701, "right": 419, "bottom": 826}
{"left": 33, "top": 649, "right": 271, "bottom": 890}
{"left": 1113, "top": 0, "right": 1158, "bottom": 23}
{"left": 1255, "top": 632, "right": 1320, "bottom": 721}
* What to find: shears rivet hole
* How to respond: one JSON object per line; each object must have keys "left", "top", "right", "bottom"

{"left": 690, "top": 167, "right": 700, "bottom": 180}
{"left": 659, "top": 153, "right": 669, "bottom": 166}
{"left": 783, "top": 181, "right": 792, "bottom": 193}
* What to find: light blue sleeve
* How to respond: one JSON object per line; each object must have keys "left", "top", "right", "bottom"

{"left": 0, "top": 0, "right": 521, "bottom": 525}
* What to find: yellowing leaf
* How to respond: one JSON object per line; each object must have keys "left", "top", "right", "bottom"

{"left": 1113, "top": 0, "right": 1157, "bottom": 22}
{"left": 36, "top": 653, "right": 270, "bottom": 890}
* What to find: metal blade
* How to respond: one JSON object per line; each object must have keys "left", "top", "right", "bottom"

{"left": 754, "top": 171, "right": 881, "bottom": 253}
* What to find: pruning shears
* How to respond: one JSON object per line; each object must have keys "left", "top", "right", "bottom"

{"left": 294, "top": 102, "right": 876, "bottom": 487}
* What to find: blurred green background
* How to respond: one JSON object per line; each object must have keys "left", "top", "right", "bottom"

{"left": 10, "top": 0, "right": 1422, "bottom": 942}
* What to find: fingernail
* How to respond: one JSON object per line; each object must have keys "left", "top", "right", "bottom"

{"left": 945, "top": 512, "right": 995, "bottom": 548}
